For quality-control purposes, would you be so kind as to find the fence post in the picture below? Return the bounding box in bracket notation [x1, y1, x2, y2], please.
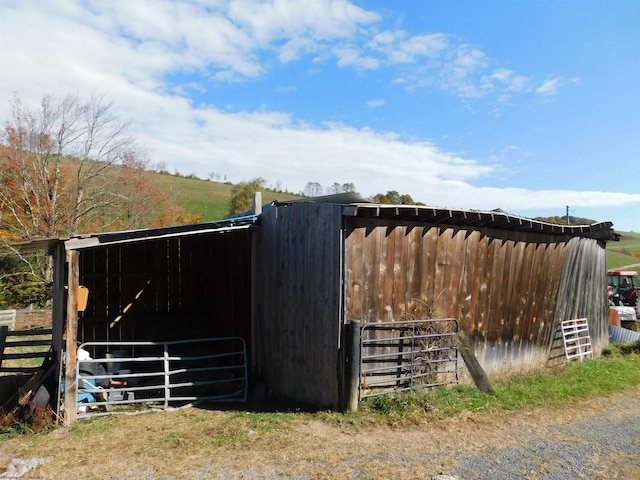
[0, 325, 8, 368]
[163, 342, 170, 409]
[343, 320, 362, 412]
[64, 250, 80, 425]
[454, 332, 495, 395]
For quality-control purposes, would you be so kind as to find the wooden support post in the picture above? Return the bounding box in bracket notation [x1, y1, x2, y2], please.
[51, 242, 67, 353]
[253, 191, 262, 215]
[64, 250, 79, 425]
[454, 332, 495, 395]
[0, 325, 8, 368]
[51, 242, 67, 420]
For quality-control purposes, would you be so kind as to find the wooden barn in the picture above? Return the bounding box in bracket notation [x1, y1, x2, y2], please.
[30, 195, 616, 421]
[253, 197, 614, 409]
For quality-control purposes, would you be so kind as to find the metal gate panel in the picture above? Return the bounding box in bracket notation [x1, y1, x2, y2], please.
[561, 318, 593, 361]
[360, 318, 458, 398]
[74, 337, 247, 418]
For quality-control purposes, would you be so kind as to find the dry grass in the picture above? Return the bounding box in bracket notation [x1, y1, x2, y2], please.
[1, 387, 639, 479]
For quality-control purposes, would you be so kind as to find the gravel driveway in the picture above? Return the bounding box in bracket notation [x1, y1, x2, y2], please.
[214, 390, 640, 480]
[452, 401, 640, 479]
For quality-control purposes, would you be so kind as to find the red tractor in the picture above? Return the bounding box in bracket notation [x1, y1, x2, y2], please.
[607, 270, 639, 313]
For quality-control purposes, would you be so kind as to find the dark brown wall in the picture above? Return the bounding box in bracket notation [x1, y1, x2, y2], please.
[76, 229, 253, 358]
[253, 202, 343, 408]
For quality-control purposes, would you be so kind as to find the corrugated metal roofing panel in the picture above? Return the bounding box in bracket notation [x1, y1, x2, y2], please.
[65, 217, 256, 250]
[13, 217, 257, 252]
[609, 325, 640, 343]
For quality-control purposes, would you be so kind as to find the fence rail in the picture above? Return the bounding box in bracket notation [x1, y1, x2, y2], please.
[0, 326, 53, 374]
[360, 318, 459, 398]
[0, 310, 17, 330]
[74, 337, 247, 418]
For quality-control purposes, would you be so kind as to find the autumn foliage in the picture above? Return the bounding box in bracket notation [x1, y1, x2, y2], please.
[0, 94, 197, 307]
[0, 94, 192, 242]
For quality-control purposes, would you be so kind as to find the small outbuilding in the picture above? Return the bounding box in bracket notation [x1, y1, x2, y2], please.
[26, 195, 616, 421]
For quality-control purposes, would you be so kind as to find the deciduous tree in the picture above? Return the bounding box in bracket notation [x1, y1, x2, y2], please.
[373, 190, 425, 206]
[303, 182, 323, 197]
[228, 177, 266, 216]
[0, 94, 191, 239]
[0, 93, 192, 305]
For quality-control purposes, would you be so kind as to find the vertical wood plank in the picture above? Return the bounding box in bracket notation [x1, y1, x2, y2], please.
[405, 226, 423, 319]
[447, 228, 467, 321]
[345, 225, 365, 321]
[420, 226, 438, 315]
[460, 230, 479, 333]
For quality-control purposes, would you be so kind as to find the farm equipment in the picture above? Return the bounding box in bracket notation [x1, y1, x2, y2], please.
[607, 270, 639, 318]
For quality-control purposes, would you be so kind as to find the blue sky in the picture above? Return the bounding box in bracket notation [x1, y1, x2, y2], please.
[1, 0, 639, 231]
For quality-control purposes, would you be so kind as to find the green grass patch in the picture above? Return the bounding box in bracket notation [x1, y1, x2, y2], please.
[156, 174, 303, 222]
[70, 415, 114, 436]
[614, 231, 640, 250]
[607, 250, 640, 272]
[361, 354, 640, 423]
[607, 231, 640, 271]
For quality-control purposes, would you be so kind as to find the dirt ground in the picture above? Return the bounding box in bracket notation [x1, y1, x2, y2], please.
[1, 386, 639, 479]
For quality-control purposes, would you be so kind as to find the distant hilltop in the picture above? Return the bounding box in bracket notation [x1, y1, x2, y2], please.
[535, 215, 598, 226]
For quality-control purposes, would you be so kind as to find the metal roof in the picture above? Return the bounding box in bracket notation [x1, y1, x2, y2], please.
[12, 216, 258, 252]
[11, 198, 619, 253]
[65, 215, 257, 250]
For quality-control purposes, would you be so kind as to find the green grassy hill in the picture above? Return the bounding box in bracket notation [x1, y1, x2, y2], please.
[607, 231, 640, 274]
[157, 173, 303, 223]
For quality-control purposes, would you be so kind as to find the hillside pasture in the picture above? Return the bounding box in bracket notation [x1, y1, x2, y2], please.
[156, 174, 303, 222]
[608, 231, 640, 273]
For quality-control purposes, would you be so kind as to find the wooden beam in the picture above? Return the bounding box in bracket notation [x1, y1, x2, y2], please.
[64, 250, 79, 425]
[454, 332, 495, 395]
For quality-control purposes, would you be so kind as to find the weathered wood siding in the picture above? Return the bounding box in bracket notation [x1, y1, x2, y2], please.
[76, 229, 253, 357]
[254, 203, 343, 408]
[547, 236, 609, 365]
[344, 219, 608, 379]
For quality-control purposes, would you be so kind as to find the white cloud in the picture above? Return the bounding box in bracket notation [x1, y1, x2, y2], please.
[366, 99, 385, 108]
[333, 46, 380, 70]
[0, 1, 571, 107]
[368, 31, 449, 64]
[536, 76, 563, 96]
